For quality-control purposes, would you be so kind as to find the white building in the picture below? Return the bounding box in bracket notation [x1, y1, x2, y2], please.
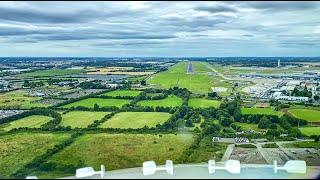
[275, 96, 308, 102]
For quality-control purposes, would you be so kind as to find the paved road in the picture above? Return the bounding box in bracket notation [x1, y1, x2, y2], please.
[187, 62, 194, 74]
[256, 143, 274, 164]
[221, 144, 235, 162]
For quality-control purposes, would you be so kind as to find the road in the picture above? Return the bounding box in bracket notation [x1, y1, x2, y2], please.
[187, 62, 194, 74]
[221, 144, 235, 162]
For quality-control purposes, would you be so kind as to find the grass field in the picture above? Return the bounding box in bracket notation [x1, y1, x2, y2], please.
[15, 69, 85, 77]
[60, 111, 111, 128]
[136, 95, 183, 108]
[99, 112, 171, 129]
[262, 143, 279, 148]
[0, 133, 71, 178]
[61, 98, 132, 108]
[101, 90, 142, 97]
[288, 109, 320, 122]
[0, 90, 48, 109]
[234, 122, 283, 131]
[188, 98, 221, 108]
[283, 141, 320, 148]
[299, 127, 320, 136]
[187, 136, 228, 162]
[47, 133, 193, 171]
[0, 115, 53, 131]
[148, 62, 216, 93]
[241, 107, 284, 116]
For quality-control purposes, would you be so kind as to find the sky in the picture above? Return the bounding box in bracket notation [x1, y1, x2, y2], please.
[0, 1, 319, 57]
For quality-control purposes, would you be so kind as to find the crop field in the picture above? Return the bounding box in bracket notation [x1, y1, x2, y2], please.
[101, 90, 142, 97]
[241, 107, 284, 116]
[59, 111, 111, 128]
[136, 95, 183, 108]
[15, 69, 85, 77]
[99, 112, 171, 129]
[0, 115, 53, 131]
[148, 62, 216, 93]
[234, 122, 283, 131]
[299, 127, 320, 136]
[47, 133, 193, 171]
[61, 98, 132, 108]
[188, 98, 221, 108]
[288, 109, 320, 122]
[187, 136, 228, 163]
[0, 90, 48, 109]
[0, 133, 71, 178]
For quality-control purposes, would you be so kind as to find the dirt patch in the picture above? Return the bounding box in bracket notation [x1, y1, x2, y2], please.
[229, 147, 267, 164]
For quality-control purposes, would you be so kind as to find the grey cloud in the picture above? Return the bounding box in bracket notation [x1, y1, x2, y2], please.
[93, 41, 166, 47]
[194, 4, 238, 13]
[241, 1, 319, 11]
[0, 6, 130, 24]
[29, 33, 177, 41]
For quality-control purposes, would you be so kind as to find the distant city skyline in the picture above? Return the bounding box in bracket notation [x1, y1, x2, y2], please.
[0, 1, 319, 57]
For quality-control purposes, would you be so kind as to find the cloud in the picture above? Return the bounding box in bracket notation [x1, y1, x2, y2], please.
[241, 1, 319, 11]
[194, 4, 238, 13]
[0, 1, 319, 56]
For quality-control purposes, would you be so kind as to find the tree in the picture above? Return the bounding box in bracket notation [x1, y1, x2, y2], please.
[185, 119, 194, 127]
[270, 123, 277, 129]
[221, 116, 235, 127]
[266, 129, 280, 137]
[314, 95, 320, 101]
[315, 136, 319, 143]
[93, 103, 99, 111]
[141, 80, 146, 86]
[258, 115, 271, 129]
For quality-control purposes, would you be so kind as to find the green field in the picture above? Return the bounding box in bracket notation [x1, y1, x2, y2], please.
[99, 112, 171, 129]
[0, 133, 71, 178]
[61, 98, 132, 108]
[188, 98, 221, 108]
[288, 109, 320, 122]
[136, 95, 183, 108]
[0, 115, 53, 131]
[148, 62, 216, 93]
[283, 141, 320, 148]
[299, 127, 320, 136]
[101, 90, 142, 97]
[15, 69, 85, 77]
[241, 108, 284, 116]
[187, 136, 228, 162]
[60, 111, 111, 128]
[234, 122, 283, 131]
[47, 133, 193, 171]
[234, 122, 261, 131]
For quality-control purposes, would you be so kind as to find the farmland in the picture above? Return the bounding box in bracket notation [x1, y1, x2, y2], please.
[46, 133, 193, 171]
[188, 98, 221, 108]
[0, 133, 71, 178]
[99, 112, 171, 129]
[288, 109, 320, 122]
[61, 98, 132, 108]
[101, 90, 142, 97]
[136, 95, 183, 108]
[15, 69, 85, 77]
[241, 107, 284, 116]
[0, 115, 53, 131]
[59, 111, 111, 128]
